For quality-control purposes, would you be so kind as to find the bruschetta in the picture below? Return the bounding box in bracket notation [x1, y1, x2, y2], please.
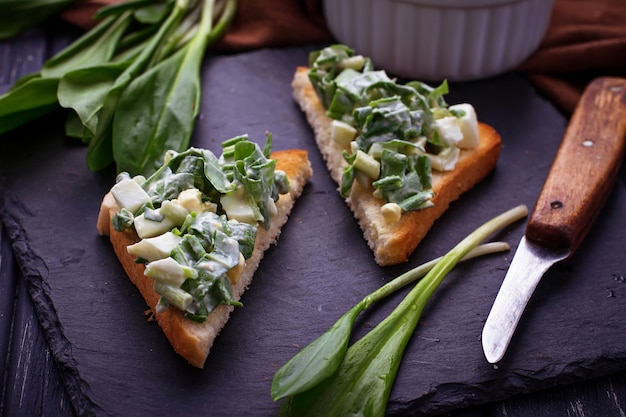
[292, 45, 501, 266]
[97, 134, 312, 367]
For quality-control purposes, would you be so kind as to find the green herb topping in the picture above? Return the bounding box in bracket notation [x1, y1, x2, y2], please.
[110, 134, 289, 322]
[307, 44, 481, 221]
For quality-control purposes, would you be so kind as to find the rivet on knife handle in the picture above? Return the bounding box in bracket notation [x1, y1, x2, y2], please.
[482, 77, 626, 364]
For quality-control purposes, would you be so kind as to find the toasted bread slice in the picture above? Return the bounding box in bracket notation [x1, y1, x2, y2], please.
[97, 150, 312, 368]
[292, 67, 501, 266]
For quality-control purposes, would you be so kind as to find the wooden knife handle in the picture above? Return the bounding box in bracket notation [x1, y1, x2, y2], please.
[526, 77, 626, 252]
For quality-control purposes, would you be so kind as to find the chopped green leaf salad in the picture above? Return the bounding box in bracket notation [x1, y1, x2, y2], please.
[308, 44, 481, 222]
[109, 134, 290, 322]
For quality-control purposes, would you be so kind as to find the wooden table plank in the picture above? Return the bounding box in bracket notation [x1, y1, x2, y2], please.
[1, 225, 76, 417]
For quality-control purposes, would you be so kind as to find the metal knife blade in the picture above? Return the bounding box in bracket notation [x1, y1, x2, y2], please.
[482, 77, 626, 364]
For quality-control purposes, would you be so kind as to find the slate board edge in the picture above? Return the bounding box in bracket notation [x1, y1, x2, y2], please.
[387, 351, 626, 416]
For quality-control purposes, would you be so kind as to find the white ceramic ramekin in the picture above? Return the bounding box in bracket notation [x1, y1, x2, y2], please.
[322, 0, 554, 81]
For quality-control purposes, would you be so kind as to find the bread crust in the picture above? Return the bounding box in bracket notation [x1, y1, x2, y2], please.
[97, 150, 312, 368]
[292, 66, 501, 265]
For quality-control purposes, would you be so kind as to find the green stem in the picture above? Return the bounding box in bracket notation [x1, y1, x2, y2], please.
[143, 0, 192, 70]
[271, 242, 510, 401]
[204, 0, 237, 45]
[413, 204, 528, 303]
[86, 0, 192, 171]
[361, 241, 510, 310]
[376, 204, 530, 352]
[272, 204, 528, 404]
[274, 205, 529, 415]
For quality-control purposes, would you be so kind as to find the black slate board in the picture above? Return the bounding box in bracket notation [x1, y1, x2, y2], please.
[1, 45, 626, 417]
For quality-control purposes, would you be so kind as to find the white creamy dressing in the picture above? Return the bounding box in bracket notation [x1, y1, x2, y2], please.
[328, 101, 480, 224]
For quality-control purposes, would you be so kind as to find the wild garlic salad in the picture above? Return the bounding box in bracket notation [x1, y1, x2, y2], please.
[308, 44, 480, 219]
[109, 134, 290, 322]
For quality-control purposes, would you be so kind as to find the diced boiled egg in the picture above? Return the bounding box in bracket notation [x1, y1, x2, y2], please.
[111, 178, 151, 213]
[220, 192, 258, 224]
[127, 232, 182, 262]
[331, 119, 358, 147]
[449, 103, 479, 149]
[177, 188, 203, 214]
[134, 210, 176, 239]
[435, 116, 464, 147]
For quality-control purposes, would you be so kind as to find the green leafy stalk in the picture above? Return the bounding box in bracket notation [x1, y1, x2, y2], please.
[271, 242, 510, 401]
[1, 0, 238, 177]
[273, 205, 529, 417]
[0, 77, 59, 134]
[112, 0, 238, 176]
[43, 14, 133, 78]
[0, 14, 130, 135]
[80, 0, 193, 171]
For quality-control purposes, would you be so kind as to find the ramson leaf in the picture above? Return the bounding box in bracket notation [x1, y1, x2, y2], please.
[273, 206, 529, 416]
[112, 45, 200, 176]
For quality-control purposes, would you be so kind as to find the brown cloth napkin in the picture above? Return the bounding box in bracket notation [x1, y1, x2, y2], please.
[60, 0, 333, 49]
[61, 0, 626, 116]
[518, 0, 626, 115]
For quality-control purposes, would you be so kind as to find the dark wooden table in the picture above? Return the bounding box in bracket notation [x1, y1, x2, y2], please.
[2, 19, 626, 417]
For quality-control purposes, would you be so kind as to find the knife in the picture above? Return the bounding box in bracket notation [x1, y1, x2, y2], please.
[482, 77, 626, 364]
